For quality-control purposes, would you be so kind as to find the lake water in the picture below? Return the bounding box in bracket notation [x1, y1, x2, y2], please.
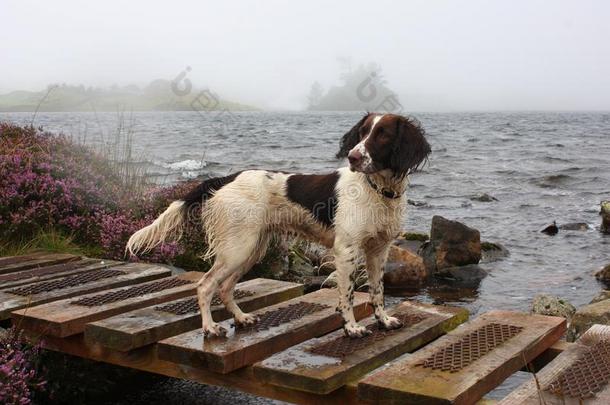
[2, 110, 610, 401]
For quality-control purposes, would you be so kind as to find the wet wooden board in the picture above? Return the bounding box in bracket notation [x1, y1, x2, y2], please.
[12, 271, 202, 337]
[0, 259, 124, 289]
[0, 252, 81, 275]
[500, 324, 610, 405]
[358, 311, 566, 405]
[85, 278, 304, 351]
[254, 301, 469, 394]
[158, 288, 373, 374]
[0, 262, 171, 320]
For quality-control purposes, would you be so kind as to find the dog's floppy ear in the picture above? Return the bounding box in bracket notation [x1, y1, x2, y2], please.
[391, 116, 431, 178]
[336, 113, 370, 158]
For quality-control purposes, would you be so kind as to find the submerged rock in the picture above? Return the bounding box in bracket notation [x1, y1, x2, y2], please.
[420, 216, 482, 274]
[470, 193, 498, 202]
[601, 201, 610, 234]
[567, 299, 610, 341]
[531, 294, 576, 319]
[433, 264, 487, 286]
[559, 222, 590, 231]
[480, 242, 510, 263]
[589, 290, 610, 304]
[541, 221, 559, 236]
[383, 245, 428, 287]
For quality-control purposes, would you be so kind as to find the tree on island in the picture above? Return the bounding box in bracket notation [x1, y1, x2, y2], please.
[307, 62, 402, 112]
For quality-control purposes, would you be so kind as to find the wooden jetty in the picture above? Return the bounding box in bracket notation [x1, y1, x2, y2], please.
[2, 252, 610, 404]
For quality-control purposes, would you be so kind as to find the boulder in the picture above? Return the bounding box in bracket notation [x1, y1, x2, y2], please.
[420, 216, 482, 274]
[383, 245, 428, 287]
[531, 294, 576, 319]
[589, 290, 610, 304]
[601, 201, 610, 234]
[595, 264, 610, 284]
[433, 264, 488, 286]
[567, 299, 610, 341]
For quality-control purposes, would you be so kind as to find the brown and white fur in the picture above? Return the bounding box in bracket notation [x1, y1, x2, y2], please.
[126, 113, 431, 338]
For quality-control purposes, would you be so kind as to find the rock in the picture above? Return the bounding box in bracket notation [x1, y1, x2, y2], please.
[541, 221, 559, 235]
[531, 294, 576, 319]
[601, 201, 610, 234]
[407, 199, 429, 207]
[420, 216, 482, 274]
[383, 245, 428, 287]
[594, 264, 610, 284]
[589, 290, 610, 304]
[433, 264, 488, 286]
[470, 193, 498, 202]
[480, 242, 510, 263]
[567, 299, 610, 341]
[559, 222, 590, 231]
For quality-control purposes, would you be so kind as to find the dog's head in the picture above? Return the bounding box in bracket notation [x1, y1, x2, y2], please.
[336, 113, 431, 178]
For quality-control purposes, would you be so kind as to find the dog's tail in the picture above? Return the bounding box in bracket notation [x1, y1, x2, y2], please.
[126, 201, 186, 256]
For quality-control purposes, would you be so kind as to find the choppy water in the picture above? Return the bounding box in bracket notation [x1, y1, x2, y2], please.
[3, 110, 610, 401]
[3, 110, 609, 315]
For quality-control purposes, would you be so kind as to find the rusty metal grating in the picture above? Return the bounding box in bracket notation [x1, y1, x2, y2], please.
[235, 302, 330, 333]
[416, 322, 524, 373]
[6, 269, 126, 296]
[545, 341, 610, 399]
[70, 277, 192, 307]
[308, 312, 427, 358]
[154, 289, 256, 315]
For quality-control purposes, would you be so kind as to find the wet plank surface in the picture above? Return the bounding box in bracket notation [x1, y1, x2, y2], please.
[11, 271, 201, 336]
[0, 258, 124, 289]
[0, 252, 81, 275]
[85, 278, 304, 351]
[157, 288, 373, 374]
[254, 301, 469, 394]
[0, 262, 170, 320]
[500, 324, 610, 405]
[358, 311, 566, 405]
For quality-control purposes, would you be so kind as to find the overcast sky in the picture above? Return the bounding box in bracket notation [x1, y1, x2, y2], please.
[2, 0, 609, 111]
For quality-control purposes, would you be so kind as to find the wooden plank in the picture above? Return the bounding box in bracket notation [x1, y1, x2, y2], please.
[0, 252, 81, 275]
[12, 271, 201, 337]
[500, 324, 610, 405]
[0, 262, 170, 320]
[254, 301, 469, 394]
[30, 332, 362, 405]
[358, 311, 566, 405]
[158, 289, 373, 374]
[0, 259, 124, 289]
[85, 278, 304, 351]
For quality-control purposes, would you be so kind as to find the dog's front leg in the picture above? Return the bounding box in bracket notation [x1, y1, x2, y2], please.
[334, 241, 371, 338]
[365, 246, 403, 330]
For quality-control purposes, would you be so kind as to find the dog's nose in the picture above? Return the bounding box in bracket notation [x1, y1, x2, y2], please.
[348, 150, 362, 165]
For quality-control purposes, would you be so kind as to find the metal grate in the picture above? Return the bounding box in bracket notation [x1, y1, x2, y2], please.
[416, 322, 524, 373]
[308, 312, 427, 358]
[545, 341, 610, 399]
[154, 289, 256, 315]
[6, 269, 126, 296]
[234, 302, 330, 333]
[70, 277, 192, 307]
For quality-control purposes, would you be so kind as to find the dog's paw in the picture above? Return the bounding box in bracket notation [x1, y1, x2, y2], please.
[202, 322, 228, 338]
[344, 322, 372, 338]
[234, 313, 259, 327]
[378, 315, 403, 330]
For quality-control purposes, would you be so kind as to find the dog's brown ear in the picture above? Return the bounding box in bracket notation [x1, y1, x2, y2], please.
[390, 116, 431, 178]
[336, 113, 370, 158]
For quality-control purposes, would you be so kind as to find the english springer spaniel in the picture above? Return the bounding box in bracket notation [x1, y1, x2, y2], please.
[127, 113, 431, 338]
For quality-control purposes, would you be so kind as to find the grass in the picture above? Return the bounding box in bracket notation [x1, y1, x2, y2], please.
[0, 229, 103, 258]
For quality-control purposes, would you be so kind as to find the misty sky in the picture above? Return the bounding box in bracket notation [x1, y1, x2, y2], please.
[2, 0, 609, 111]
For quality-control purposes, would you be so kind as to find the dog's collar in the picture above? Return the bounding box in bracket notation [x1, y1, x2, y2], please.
[365, 175, 402, 199]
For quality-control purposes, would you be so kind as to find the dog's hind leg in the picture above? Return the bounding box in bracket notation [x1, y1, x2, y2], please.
[196, 233, 265, 337]
[218, 264, 258, 327]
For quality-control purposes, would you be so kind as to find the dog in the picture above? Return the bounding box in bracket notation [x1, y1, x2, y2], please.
[126, 112, 431, 338]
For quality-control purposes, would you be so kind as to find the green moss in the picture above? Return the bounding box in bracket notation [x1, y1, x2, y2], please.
[401, 232, 429, 242]
[481, 241, 501, 251]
